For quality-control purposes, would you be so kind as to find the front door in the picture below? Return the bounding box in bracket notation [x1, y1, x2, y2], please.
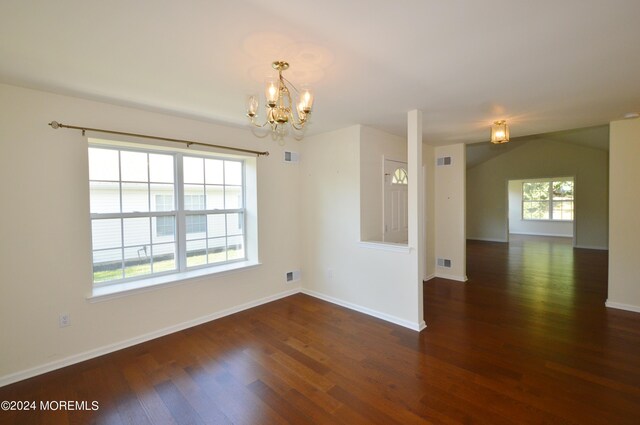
[383, 159, 408, 243]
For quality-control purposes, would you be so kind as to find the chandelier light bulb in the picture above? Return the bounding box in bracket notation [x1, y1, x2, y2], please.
[265, 79, 278, 107]
[299, 88, 314, 113]
[247, 95, 259, 117]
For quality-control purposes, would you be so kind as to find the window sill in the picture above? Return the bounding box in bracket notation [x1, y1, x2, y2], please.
[87, 260, 261, 303]
[358, 241, 411, 253]
[521, 219, 574, 222]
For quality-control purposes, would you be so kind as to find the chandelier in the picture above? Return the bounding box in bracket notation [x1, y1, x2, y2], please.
[246, 61, 314, 137]
[490, 120, 510, 144]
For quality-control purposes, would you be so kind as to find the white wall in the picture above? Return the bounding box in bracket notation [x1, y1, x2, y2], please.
[467, 138, 608, 249]
[607, 118, 640, 312]
[508, 179, 573, 237]
[359, 126, 407, 242]
[0, 84, 302, 384]
[301, 125, 424, 330]
[434, 144, 466, 281]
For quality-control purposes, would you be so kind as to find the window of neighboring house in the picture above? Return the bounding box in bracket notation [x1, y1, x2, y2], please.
[522, 179, 574, 221]
[88, 144, 248, 286]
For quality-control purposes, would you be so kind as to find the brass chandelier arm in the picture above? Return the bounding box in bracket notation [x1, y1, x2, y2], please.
[48, 121, 270, 156]
[288, 110, 306, 130]
[248, 116, 269, 128]
[289, 121, 305, 131]
[281, 76, 299, 94]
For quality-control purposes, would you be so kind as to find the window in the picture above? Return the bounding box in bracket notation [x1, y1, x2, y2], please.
[522, 179, 574, 221]
[392, 167, 408, 185]
[88, 144, 248, 286]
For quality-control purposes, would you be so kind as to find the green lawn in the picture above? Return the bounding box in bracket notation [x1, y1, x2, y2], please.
[93, 250, 244, 283]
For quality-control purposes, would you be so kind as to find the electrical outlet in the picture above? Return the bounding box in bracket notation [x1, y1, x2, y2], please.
[327, 268, 334, 280]
[59, 313, 70, 328]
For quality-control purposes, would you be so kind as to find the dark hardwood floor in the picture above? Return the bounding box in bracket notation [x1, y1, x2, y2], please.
[1, 235, 640, 424]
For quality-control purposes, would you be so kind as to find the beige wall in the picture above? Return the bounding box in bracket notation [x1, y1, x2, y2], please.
[466, 138, 609, 249]
[423, 145, 436, 280]
[359, 126, 407, 242]
[301, 125, 424, 330]
[607, 118, 640, 311]
[0, 84, 302, 384]
[434, 144, 467, 281]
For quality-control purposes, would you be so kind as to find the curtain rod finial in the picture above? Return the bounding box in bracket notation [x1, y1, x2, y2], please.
[49, 121, 60, 129]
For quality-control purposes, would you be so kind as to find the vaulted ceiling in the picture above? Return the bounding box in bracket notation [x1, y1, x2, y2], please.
[466, 125, 610, 169]
[1, 1, 639, 145]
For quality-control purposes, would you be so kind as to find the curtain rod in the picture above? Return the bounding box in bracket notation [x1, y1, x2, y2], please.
[48, 121, 269, 157]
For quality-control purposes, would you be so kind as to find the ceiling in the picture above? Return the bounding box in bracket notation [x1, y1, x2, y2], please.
[466, 124, 609, 169]
[1, 1, 639, 145]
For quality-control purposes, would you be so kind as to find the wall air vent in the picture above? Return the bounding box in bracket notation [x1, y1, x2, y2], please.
[286, 269, 301, 282]
[437, 258, 452, 268]
[436, 156, 452, 166]
[284, 151, 300, 163]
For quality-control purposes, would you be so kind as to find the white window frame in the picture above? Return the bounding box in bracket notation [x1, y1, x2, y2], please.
[89, 142, 250, 289]
[521, 178, 574, 222]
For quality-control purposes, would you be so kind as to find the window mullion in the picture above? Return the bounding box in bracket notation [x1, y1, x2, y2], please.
[549, 180, 553, 220]
[118, 151, 125, 280]
[176, 153, 187, 272]
[147, 153, 154, 273]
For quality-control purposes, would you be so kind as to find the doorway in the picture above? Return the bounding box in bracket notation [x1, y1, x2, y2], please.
[383, 159, 408, 243]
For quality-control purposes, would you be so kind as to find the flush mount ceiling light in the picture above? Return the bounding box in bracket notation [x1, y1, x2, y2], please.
[246, 60, 314, 138]
[490, 120, 510, 144]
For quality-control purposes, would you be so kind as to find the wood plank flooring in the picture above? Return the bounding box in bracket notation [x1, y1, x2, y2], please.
[1, 235, 640, 424]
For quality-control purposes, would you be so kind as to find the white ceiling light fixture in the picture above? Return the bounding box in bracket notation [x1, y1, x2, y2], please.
[246, 60, 314, 138]
[490, 120, 510, 144]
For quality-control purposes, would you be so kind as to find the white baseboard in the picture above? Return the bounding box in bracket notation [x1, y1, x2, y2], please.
[574, 244, 608, 250]
[423, 273, 436, 282]
[0, 288, 299, 388]
[2, 285, 432, 388]
[467, 237, 507, 243]
[435, 272, 468, 282]
[510, 232, 573, 238]
[605, 300, 640, 313]
[301, 288, 425, 332]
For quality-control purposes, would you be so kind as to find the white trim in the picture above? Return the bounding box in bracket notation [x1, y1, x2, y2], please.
[423, 273, 436, 282]
[435, 272, 468, 282]
[466, 237, 508, 243]
[358, 241, 411, 253]
[605, 300, 640, 313]
[88, 261, 262, 302]
[509, 232, 573, 238]
[0, 288, 297, 388]
[1, 285, 436, 388]
[574, 244, 608, 250]
[301, 288, 425, 332]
